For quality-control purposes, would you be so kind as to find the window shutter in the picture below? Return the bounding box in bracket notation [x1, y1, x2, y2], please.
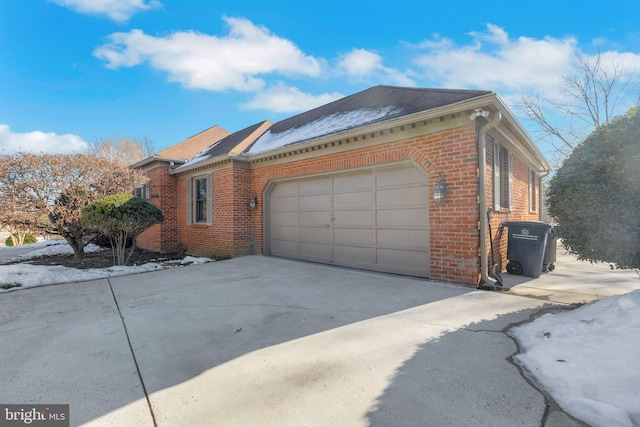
[507, 152, 513, 211]
[206, 173, 213, 226]
[493, 142, 500, 210]
[186, 178, 192, 225]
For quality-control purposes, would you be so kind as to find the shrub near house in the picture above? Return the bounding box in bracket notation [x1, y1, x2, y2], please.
[547, 107, 640, 269]
[83, 194, 164, 266]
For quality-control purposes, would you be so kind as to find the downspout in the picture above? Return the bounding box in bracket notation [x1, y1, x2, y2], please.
[470, 109, 502, 287]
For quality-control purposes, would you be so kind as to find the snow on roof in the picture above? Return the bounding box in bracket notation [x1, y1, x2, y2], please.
[246, 106, 402, 155]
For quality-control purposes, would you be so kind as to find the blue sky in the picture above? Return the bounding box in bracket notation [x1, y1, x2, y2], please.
[1, 0, 639, 159]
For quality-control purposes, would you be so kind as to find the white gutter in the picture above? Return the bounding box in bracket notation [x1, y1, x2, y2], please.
[470, 109, 502, 287]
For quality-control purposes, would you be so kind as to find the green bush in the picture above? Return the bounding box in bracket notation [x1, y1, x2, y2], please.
[5, 233, 37, 246]
[82, 194, 164, 265]
[547, 107, 640, 269]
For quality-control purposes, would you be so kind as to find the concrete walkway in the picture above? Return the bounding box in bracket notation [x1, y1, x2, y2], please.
[501, 248, 640, 304]
[1, 253, 638, 426]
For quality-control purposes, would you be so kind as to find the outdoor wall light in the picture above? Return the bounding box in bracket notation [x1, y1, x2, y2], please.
[249, 195, 258, 210]
[433, 175, 448, 205]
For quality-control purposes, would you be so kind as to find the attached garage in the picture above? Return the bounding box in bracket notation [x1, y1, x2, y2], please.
[266, 163, 430, 277]
[150, 86, 551, 286]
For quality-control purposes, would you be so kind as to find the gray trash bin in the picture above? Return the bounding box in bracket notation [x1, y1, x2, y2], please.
[502, 221, 553, 278]
[543, 228, 557, 272]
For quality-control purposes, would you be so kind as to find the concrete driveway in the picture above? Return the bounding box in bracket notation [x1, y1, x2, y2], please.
[1, 254, 637, 426]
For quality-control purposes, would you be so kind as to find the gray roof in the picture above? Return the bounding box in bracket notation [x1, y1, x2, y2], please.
[245, 86, 492, 154]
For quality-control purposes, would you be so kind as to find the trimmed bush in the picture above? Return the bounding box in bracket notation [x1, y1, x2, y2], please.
[82, 194, 164, 265]
[547, 107, 640, 269]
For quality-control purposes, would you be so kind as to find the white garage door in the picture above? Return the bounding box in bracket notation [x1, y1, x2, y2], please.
[267, 163, 430, 277]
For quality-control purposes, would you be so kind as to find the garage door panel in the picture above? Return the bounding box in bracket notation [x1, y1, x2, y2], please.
[300, 226, 331, 243]
[299, 177, 332, 193]
[333, 245, 374, 264]
[377, 248, 429, 268]
[270, 225, 298, 241]
[300, 242, 331, 260]
[377, 228, 429, 247]
[270, 211, 297, 226]
[334, 228, 374, 245]
[377, 208, 429, 227]
[377, 187, 429, 206]
[333, 191, 373, 208]
[270, 239, 298, 256]
[299, 211, 331, 226]
[334, 171, 373, 190]
[271, 196, 298, 211]
[271, 181, 299, 196]
[300, 194, 331, 210]
[334, 210, 374, 226]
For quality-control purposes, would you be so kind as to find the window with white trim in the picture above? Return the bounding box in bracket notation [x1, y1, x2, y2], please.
[186, 173, 212, 225]
[493, 142, 512, 210]
[529, 169, 539, 213]
[134, 182, 150, 200]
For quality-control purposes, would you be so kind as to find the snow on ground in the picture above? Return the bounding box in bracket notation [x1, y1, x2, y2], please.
[510, 289, 640, 427]
[0, 241, 212, 293]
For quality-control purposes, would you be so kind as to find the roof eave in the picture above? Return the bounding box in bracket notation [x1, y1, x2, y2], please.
[242, 93, 499, 160]
[130, 155, 190, 169]
[492, 96, 551, 173]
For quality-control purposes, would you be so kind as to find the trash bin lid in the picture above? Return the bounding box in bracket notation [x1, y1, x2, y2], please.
[502, 220, 552, 229]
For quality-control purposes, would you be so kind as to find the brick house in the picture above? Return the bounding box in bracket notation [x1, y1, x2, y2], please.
[134, 86, 550, 286]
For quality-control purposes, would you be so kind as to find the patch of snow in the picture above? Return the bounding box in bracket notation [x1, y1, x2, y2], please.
[176, 146, 217, 170]
[247, 106, 402, 154]
[17, 242, 105, 259]
[180, 256, 212, 265]
[0, 242, 214, 293]
[510, 289, 640, 427]
[0, 262, 167, 292]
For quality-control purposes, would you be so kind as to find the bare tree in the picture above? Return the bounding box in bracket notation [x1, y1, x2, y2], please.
[87, 136, 155, 167]
[0, 152, 146, 259]
[520, 53, 636, 166]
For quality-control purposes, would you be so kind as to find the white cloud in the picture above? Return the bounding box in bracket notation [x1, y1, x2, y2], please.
[414, 24, 577, 95]
[0, 124, 88, 154]
[339, 49, 383, 77]
[49, 0, 161, 22]
[94, 17, 323, 92]
[240, 83, 343, 113]
[338, 48, 415, 86]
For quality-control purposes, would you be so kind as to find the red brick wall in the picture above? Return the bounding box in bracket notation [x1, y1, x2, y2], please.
[176, 165, 254, 258]
[137, 163, 179, 252]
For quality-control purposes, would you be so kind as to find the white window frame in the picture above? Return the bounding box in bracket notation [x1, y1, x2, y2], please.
[493, 142, 512, 211]
[529, 169, 539, 213]
[186, 173, 213, 226]
[134, 182, 150, 200]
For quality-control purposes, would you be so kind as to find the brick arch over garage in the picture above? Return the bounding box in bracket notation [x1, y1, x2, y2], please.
[249, 124, 482, 284]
